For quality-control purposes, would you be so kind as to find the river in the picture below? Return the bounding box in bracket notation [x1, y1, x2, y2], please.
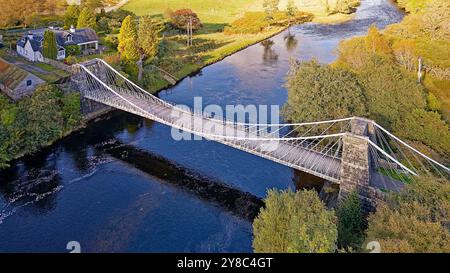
[0, 0, 404, 252]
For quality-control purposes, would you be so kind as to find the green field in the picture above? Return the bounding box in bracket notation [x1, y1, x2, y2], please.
[122, 0, 263, 23]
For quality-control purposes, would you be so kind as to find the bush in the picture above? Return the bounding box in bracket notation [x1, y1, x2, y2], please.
[336, 191, 365, 251]
[283, 59, 367, 123]
[224, 12, 267, 34]
[64, 55, 78, 65]
[168, 9, 202, 31]
[65, 45, 81, 56]
[253, 189, 337, 253]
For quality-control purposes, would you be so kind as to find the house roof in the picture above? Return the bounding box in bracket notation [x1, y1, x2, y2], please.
[17, 27, 98, 53]
[0, 58, 29, 90]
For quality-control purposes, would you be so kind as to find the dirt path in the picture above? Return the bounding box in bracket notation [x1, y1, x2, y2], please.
[104, 0, 130, 12]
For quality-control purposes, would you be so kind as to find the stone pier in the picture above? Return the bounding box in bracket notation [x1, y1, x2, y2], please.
[338, 118, 383, 212]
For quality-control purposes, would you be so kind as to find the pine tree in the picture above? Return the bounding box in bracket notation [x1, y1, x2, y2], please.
[136, 16, 163, 81]
[42, 30, 57, 60]
[77, 7, 97, 29]
[118, 15, 139, 62]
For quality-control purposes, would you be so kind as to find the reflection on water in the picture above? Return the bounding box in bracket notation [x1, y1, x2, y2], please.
[0, 0, 404, 252]
[284, 32, 298, 53]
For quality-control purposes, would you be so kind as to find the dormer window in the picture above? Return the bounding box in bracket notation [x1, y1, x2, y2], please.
[66, 34, 72, 42]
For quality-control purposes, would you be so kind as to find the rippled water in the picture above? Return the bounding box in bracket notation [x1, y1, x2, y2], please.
[0, 0, 404, 252]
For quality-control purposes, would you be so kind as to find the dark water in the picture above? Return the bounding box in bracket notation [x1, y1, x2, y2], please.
[0, 0, 404, 252]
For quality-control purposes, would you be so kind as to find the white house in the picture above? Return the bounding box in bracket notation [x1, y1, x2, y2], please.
[16, 26, 99, 62]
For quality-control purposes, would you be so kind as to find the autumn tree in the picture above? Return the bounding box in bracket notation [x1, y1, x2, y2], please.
[392, 39, 416, 71]
[253, 189, 337, 253]
[64, 5, 80, 29]
[77, 7, 97, 29]
[365, 25, 392, 57]
[42, 30, 57, 60]
[168, 9, 202, 31]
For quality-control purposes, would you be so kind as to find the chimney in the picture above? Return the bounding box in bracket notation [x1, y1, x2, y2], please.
[70, 25, 76, 33]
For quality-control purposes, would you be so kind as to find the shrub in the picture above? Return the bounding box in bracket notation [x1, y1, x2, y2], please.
[168, 9, 202, 31]
[65, 45, 81, 56]
[224, 12, 267, 34]
[253, 189, 337, 253]
[64, 55, 78, 65]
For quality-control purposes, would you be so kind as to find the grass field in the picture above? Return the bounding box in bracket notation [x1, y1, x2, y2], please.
[122, 0, 263, 23]
[117, 0, 298, 93]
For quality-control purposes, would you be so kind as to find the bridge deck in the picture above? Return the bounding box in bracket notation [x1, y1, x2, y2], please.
[85, 92, 342, 182]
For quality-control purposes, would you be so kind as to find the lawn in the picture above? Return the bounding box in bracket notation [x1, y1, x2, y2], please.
[122, 0, 263, 24]
[116, 0, 300, 94]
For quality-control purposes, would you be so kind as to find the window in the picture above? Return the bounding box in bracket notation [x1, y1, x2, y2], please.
[66, 35, 72, 42]
[26, 80, 32, 86]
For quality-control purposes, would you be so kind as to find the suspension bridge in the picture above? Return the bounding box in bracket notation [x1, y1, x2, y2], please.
[71, 59, 450, 206]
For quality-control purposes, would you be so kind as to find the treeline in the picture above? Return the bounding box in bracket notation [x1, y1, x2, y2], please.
[284, 0, 450, 159]
[0, 0, 109, 28]
[0, 85, 82, 168]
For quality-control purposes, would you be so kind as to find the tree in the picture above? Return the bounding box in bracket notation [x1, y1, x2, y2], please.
[42, 30, 57, 60]
[136, 16, 163, 81]
[357, 56, 426, 128]
[253, 189, 337, 253]
[366, 176, 450, 253]
[263, 0, 280, 22]
[394, 109, 450, 156]
[118, 15, 139, 62]
[283, 59, 367, 123]
[365, 25, 392, 57]
[64, 5, 80, 29]
[77, 7, 97, 29]
[285, 0, 297, 26]
[168, 9, 202, 31]
[336, 191, 365, 251]
[392, 39, 416, 71]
